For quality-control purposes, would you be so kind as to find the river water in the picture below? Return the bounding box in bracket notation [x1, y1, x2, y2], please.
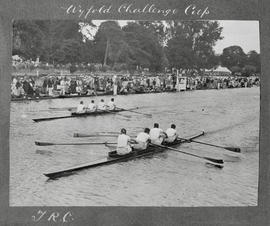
[10, 87, 259, 206]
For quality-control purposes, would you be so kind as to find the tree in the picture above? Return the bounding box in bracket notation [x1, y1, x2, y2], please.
[138, 21, 169, 46]
[13, 21, 45, 59]
[13, 20, 88, 64]
[92, 21, 126, 66]
[246, 50, 260, 73]
[80, 39, 95, 64]
[91, 21, 167, 71]
[166, 36, 194, 69]
[122, 22, 166, 71]
[44, 21, 85, 64]
[166, 21, 223, 70]
[220, 45, 247, 71]
[53, 39, 83, 64]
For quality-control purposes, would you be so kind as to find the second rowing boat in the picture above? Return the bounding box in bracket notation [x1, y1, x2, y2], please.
[44, 131, 205, 179]
[32, 107, 138, 122]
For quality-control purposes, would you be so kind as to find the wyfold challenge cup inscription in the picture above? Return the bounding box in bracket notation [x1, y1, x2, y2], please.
[60, 3, 210, 19]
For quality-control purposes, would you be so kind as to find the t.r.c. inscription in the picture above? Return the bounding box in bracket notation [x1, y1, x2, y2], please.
[32, 210, 74, 223]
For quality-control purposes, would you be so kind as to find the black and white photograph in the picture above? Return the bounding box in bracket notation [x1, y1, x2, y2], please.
[9, 19, 260, 207]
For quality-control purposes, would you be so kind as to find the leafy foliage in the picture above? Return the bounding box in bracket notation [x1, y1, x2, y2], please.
[246, 50, 260, 73]
[166, 21, 223, 70]
[220, 46, 247, 70]
[13, 20, 85, 64]
[13, 20, 260, 75]
[122, 22, 167, 71]
[220, 47, 260, 75]
[13, 21, 45, 59]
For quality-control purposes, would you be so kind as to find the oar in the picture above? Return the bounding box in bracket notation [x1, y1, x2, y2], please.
[96, 108, 135, 118]
[33, 115, 74, 122]
[74, 133, 137, 138]
[118, 107, 152, 117]
[178, 138, 241, 153]
[150, 143, 224, 165]
[49, 107, 76, 111]
[73, 133, 119, 138]
[35, 141, 117, 146]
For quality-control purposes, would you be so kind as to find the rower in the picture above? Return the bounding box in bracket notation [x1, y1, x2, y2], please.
[149, 123, 167, 145]
[116, 128, 132, 155]
[133, 128, 150, 150]
[97, 99, 106, 111]
[76, 101, 86, 113]
[87, 100, 97, 112]
[107, 98, 116, 110]
[164, 124, 178, 143]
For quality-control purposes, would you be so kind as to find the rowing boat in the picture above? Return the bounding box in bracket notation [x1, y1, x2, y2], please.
[43, 131, 204, 179]
[32, 107, 138, 122]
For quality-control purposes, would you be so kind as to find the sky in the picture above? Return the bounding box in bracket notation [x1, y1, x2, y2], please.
[85, 20, 260, 55]
[214, 21, 260, 54]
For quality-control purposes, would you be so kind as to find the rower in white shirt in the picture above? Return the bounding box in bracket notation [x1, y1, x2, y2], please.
[164, 124, 178, 143]
[76, 101, 86, 113]
[87, 100, 97, 112]
[97, 99, 106, 111]
[133, 128, 150, 150]
[116, 128, 132, 155]
[149, 123, 167, 145]
[107, 98, 116, 110]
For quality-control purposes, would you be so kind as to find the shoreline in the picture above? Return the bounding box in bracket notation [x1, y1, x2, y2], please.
[11, 85, 259, 102]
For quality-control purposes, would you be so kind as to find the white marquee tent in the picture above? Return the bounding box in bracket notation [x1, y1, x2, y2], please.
[213, 66, 231, 73]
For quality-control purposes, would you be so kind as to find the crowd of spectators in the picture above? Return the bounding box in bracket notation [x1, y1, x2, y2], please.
[11, 72, 260, 99]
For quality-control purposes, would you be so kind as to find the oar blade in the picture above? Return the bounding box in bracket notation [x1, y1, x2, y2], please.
[73, 133, 95, 137]
[205, 163, 224, 169]
[223, 154, 241, 162]
[35, 141, 54, 146]
[119, 107, 152, 117]
[204, 157, 224, 164]
[225, 147, 241, 153]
